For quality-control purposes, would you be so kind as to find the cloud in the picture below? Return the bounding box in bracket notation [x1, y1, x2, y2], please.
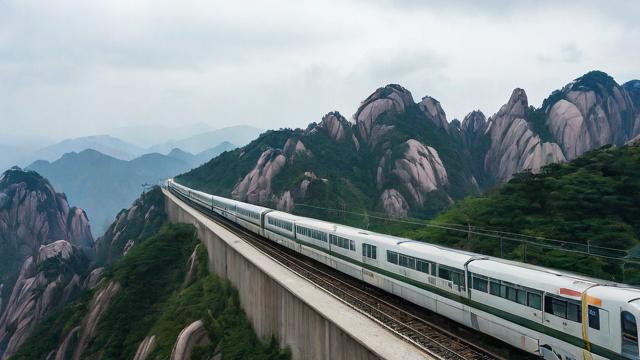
[0, 0, 638, 140]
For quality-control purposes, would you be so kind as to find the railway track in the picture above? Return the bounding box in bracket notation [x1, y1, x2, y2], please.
[174, 191, 510, 360]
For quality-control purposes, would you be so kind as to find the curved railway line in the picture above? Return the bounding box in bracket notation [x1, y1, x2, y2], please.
[176, 191, 533, 360]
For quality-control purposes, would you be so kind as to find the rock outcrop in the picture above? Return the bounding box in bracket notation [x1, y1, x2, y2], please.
[0, 240, 87, 360]
[232, 148, 287, 204]
[170, 320, 211, 360]
[178, 70, 640, 220]
[379, 189, 409, 218]
[0, 168, 93, 254]
[317, 111, 351, 142]
[69, 280, 121, 360]
[0, 168, 93, 359]
[354, 84, 414, 147]
[418, 96, 449, 131]
[462, 71, 640, 186]
[134, 335, 157, 360]
[545, 71, 639, 159]
[94, 186, 165, 265]
[382, 140, 448, 206]
[482, 89, 566, 184]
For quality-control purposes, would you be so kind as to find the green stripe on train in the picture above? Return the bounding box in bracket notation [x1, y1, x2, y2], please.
[178, 192, 624, 360]
[291, 236, 624, 360]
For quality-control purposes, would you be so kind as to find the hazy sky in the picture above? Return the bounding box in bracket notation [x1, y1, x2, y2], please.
[1, 0, 638, 140]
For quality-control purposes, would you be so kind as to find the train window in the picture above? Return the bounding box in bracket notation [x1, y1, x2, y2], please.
[439, 266, 464, 289]
[622, 311, 639, 357]
[431, 263, 437, 275]
[408, 258, 416, 270]
[439, 267, 451, 281]
[363, 244, 377, 259]
[451, 272, 464, 288]
[588, 306, 600, 330]
[330, 234, 354, 251]
[297, 226, 327, 242]
[416, 260, 429, 274]
[567, 301, 582, 323]
[500, 284, 507, 298]
[545, 296, 567, 318]
[473, 277, 488, 292]
[489, 281, 501, 296]
[527, 292, 542, 310]
[506, 286, 518, 302]
[399, 254, 408, 267]
[516, 289, 527, 305]
[387, 251, 398, 264]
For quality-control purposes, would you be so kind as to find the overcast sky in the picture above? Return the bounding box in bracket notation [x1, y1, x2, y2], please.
[1, 0, 638, 141]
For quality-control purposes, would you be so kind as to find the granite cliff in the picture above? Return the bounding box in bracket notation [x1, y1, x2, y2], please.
[177, 70, 639, 221]
[0, 168, 93, 359]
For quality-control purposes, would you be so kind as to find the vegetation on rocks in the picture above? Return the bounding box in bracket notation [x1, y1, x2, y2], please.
[402, 143, 640, 283]
[14, 208, 288, 359]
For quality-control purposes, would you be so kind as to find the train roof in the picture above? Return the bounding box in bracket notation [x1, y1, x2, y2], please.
[212, 194, 237, 205]
[234, 200, 272, 213]
[266, 210, 303, 222]
[396, 241, 476, 269]
[469, 258, 602, 296]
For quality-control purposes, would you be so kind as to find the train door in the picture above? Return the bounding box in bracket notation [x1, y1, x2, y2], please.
[584, 306, 610, 349]
[621, 311, 639, 358]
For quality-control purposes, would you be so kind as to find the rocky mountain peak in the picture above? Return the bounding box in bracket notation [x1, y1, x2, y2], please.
[567, 70, 618, 94]
[355, 84, 415, 146]
[0, 240, 87, 359]
[495, 88, 528, 120]
[461, 110, 486, 134]
[418, 96, 449, 131]
[545, 71, 639, 159]
[318, 111, 350, 141]
[0, 168, 93, 252]
[0, 168, 93, 356]
[624, 80, 640, 105]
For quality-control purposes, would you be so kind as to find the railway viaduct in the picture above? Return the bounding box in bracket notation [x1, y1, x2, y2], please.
[163, 188, 430, 360]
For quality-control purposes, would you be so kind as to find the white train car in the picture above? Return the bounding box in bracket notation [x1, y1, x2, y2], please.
[325, 225, 366, 280]
[190, 189, 213, 209]
[211, 195, 237, 221]
[167, 179, 640, 360]
[467, 259, 640, 360]
[264, 211, 300, 252]
[234, 201, 271, 236]
[168, 179, 190, 198]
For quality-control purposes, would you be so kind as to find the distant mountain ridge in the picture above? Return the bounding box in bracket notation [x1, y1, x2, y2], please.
[149, 125, 263, 154]
[106, 122, 214, 148]
[1, 126, 248, 173]
[177, 70, 640, 220]
[28, 135, 145, 162]
[27, 143, 233, 236]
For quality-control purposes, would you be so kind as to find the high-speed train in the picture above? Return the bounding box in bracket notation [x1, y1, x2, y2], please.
[168, 179, 640, 360]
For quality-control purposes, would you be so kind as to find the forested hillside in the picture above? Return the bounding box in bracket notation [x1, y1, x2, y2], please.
[12, 187, 289, 359]
[402, 142, 640, 283]
[177, 71, 640, 223]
